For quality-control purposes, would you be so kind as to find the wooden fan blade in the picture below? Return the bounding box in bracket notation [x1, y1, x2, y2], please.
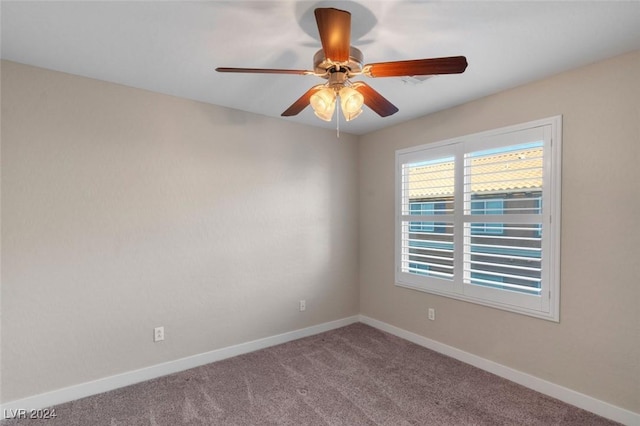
[351, 81, 399, 117]
[216, 67, 313, 75]
[363, 56, 468, 78]
[281, 85, 324, 117]
[314, 8, 351, 63]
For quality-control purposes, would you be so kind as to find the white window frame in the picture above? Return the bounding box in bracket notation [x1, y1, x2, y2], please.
[395, 116, 562, 321]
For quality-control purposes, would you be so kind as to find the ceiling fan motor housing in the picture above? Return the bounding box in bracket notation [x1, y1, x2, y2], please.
[313, 46, 364, 77]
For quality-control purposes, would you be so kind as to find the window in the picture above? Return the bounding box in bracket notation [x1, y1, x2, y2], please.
[408, 200, 452, 277]
[471, 199, 504, 235]
[409, 202, 435, 232]
[535, 198, 543, 237]
[396, 116, 561, 320]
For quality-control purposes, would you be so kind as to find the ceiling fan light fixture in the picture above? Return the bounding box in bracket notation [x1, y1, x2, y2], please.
[310, 87, 336, 121]
[339, 86, 364, 121]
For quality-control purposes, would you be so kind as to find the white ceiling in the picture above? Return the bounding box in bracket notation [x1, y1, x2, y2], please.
[2, 1, 640, 135]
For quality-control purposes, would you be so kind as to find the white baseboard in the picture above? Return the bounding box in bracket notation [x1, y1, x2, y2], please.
[1, 315, 359, 418]
[359, 315, 639, 426]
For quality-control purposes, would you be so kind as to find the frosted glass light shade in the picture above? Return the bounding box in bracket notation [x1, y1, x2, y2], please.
[339, 86, 364, 121]
[310, 88, 336, 121]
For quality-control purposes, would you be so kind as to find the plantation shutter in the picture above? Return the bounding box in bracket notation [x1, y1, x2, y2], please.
[398, 147, 456, 288]
[396, 116, 560, 320]
[462, 142, 544, 297]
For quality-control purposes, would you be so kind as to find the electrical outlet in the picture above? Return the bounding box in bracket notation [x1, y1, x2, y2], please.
[299, 300, 306, 312]
[154, 326, 165, 342]
[428, 308, 435, 321]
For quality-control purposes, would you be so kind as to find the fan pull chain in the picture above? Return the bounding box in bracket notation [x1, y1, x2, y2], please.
[336, 94, 340, 138]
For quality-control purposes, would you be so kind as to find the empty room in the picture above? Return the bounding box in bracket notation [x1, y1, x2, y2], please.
[1, 1, 639, 425]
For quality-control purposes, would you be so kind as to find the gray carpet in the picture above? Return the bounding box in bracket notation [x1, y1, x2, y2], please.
[2, 323, 619, 425]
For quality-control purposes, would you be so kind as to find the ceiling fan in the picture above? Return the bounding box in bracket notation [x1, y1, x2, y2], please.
[216, 7, 468, 123]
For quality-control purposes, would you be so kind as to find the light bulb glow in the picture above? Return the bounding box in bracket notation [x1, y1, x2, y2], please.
[339, 87, 364, 121]
[310, 88, 336, 122]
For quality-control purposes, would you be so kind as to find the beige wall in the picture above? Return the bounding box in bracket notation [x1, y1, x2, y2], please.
[359, 50, 640, 412]
[0, 60, 360, 401]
